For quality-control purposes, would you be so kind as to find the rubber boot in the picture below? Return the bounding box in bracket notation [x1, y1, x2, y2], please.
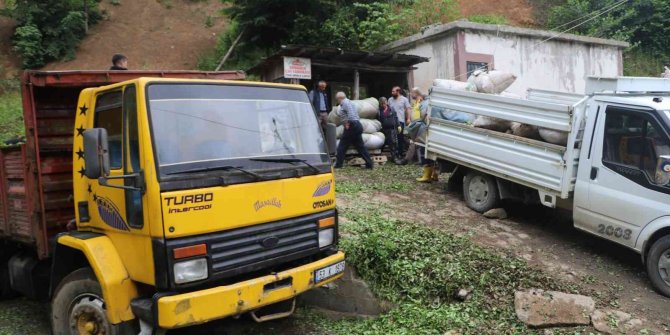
[431, 165, 439, 181]
[416, 166, 433, 182]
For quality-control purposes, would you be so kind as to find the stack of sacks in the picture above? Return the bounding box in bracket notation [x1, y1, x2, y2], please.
[335, 132, 386, 150]
[468, 70, 519, 131]
[335, 119, 386, 150]
[328, 97, 379, 125]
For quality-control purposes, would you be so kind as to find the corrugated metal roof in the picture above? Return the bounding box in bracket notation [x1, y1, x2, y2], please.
[248, 45, 429, 74]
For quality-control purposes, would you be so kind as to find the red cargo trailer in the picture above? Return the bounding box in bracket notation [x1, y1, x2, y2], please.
[0, 71, 245, 260]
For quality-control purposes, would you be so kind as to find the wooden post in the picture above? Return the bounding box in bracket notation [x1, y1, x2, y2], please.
[215, 29, 245, 71]
[353, 69, 360, 100]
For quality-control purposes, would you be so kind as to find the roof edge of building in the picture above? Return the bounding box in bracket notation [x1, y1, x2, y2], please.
[379, 20, 630, 52]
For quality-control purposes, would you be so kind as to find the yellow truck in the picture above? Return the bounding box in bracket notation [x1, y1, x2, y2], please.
[0, 71, 344, 334]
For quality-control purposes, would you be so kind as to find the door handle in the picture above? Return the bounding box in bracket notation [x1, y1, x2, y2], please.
[590, 167, 599, 180]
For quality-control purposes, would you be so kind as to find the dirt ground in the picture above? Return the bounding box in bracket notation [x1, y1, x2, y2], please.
[458, 0, 535, 26]
[337, 164, 670, 332]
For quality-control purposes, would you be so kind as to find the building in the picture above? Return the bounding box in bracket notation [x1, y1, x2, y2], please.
[380, 20, 629, 95]
[248, 45, 428, 103]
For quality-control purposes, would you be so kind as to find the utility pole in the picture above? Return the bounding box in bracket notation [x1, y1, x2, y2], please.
[83, 0, 89, 34]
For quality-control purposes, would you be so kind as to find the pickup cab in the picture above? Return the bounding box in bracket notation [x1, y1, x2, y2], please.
[426, 76, 670, 296]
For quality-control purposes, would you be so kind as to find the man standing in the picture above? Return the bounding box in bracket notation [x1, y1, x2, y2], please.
[334, 92, 373, 169]
[110, 54, 128, 70]
[388, 86, 411, 157]
[308, 80, 331, 127]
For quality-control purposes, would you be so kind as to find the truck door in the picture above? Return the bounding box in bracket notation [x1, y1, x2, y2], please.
[82, 85, 154, 284]
[577, 105, 670, 248]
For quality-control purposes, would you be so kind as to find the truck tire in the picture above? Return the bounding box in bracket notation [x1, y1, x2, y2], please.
[51, 268, 137, 335]
[646, 236, 670, 297]
[463, 171, 500, 213]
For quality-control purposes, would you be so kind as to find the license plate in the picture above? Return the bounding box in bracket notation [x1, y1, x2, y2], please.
[314, 261, 345, 283]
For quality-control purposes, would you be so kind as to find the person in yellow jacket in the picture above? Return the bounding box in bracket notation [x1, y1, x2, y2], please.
[409, 87, 438, 183]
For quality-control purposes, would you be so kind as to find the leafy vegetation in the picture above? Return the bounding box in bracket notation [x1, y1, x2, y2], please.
[201, 0, 460, 71]
[0, 80, 23, 144]
[546, 0, 670, 76]
[468, 14, 508, 25]
[311, 205, 587, 334]
[1, 0, 101, 69]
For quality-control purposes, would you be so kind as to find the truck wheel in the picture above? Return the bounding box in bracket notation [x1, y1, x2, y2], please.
[463, 171, 500, 213]
[51, 268, 136, 335]
[646, 236, 670, 297]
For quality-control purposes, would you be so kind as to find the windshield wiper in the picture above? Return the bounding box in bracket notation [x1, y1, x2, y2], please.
[166, 165, 263, 180]
[250, 158, 321, 174]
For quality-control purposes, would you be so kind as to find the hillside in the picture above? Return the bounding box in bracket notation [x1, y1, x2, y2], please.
[0, 0, 535, 75]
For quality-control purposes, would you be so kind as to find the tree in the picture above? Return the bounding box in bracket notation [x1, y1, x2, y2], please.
[547, 0, 670, 75]
[2, 0, 101, 68]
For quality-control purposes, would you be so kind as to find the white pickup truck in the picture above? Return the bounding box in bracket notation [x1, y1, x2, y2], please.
[426, 77, 670, 296]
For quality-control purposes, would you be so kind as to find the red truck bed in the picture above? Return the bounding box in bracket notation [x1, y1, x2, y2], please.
[0, 70, 245, 259]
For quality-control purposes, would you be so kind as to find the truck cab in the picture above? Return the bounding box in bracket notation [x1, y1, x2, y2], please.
[573, 81, 670, 296]
[0, 72, 344, 334]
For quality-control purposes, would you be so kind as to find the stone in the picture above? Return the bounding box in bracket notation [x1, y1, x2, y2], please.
[514, 289, 595, 327]
[483, 208, 508, 219]
[591, 309, 653, 335]
[299, 267, 393, 319]
[455, 288, 472, 301]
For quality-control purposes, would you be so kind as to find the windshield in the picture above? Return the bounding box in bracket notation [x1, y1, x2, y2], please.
[147, 84, 329, 176]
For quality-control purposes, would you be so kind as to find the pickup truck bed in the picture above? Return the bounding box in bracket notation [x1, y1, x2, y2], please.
[426, 87, 587, 201]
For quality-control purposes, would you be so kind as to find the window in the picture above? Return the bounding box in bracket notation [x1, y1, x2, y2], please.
[95, 91, 123, 169]
[466, 61, 488, 75]
[123, 85, 143, 229]
[603, 107, 670, 184]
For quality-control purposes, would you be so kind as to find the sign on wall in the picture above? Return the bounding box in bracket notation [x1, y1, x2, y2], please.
[283, 57, 312, 79]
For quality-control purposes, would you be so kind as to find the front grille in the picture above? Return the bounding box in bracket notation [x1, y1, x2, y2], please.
[209, 220, 319, 273]
[165, 210, 333, 287]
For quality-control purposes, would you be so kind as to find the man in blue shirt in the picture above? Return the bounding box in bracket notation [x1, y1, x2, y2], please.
[334, 92, 373, 169]
[308, 80, 331, 127]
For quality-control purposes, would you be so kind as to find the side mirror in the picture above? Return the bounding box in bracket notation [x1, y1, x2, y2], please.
[83, 128, 110, 179]
[654, 155, 670, 186]
[325, 123, 338, 155]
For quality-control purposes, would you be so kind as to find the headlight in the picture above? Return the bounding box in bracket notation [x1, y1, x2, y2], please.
[319, 228, 334, 248]
[174, 258, 208, 284]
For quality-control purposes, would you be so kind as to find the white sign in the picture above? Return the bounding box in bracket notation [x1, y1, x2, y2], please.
[283, 57, 311, 79]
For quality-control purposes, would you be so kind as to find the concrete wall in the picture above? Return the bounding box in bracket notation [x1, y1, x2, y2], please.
[391, 29, 623, 95]
[463, 30, 622, 95]
[405, 35, 457, 93]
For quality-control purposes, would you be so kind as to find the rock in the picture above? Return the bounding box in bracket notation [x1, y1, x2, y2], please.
[455, 288, 472, 301]
[591, 309, 652, 334]
[299, 267, 393, 319]
[483, 208, 508, 219]
[514, 289, 595, 327]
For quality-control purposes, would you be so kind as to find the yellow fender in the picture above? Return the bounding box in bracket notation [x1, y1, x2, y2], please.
[57, 234, 139, 324]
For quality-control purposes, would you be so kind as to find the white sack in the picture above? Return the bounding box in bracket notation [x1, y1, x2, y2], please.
[336, 125, 344, 139]
[433, 79, 477, 92]
[360, 119, 382, 134]
[327, 97, 380, 125]
[538, 128, 569, 145]
[473, 116, 511, 132]
[662, 66, 670, 78]
[510, 122, 540, 139]
[362, 132, 386, 150]
[468, 70, 517, 94]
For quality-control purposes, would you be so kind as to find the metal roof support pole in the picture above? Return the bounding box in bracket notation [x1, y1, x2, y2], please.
[353, 69, 360, 100]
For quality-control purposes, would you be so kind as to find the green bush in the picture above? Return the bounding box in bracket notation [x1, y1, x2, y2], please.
[468, 14, 508, 25]
[312, 208, 586, 334]
[3, 0, 102, 69]
[0, 92, 24, 144]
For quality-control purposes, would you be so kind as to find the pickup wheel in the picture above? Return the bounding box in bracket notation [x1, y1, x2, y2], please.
[646, 236, 670, 297]
[463, 171, 500, 213]
[51, 268, 136, 335]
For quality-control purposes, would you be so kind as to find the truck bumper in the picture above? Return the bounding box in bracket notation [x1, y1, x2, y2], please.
[155, 251, 345, 329]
